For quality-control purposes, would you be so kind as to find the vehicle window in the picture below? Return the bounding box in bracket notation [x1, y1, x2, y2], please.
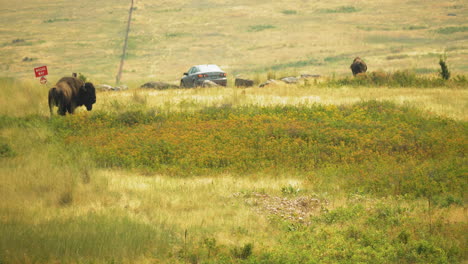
[198, 65, 222, 72]
[189, 67, 199, 74]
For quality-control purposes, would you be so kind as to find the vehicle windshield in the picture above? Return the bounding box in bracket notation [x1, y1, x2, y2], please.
[196, 65, 222, 73]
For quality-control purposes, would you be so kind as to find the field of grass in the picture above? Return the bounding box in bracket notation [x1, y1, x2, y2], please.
[0, 77, 467, 263]
[0, 0, 467, 263]
[0, 0, 467, 84]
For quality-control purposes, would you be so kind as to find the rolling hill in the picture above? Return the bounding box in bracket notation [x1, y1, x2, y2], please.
[0, 0, 467, 83]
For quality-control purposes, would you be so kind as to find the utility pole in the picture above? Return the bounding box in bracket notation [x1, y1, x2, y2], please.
[116, 0, 134, 85]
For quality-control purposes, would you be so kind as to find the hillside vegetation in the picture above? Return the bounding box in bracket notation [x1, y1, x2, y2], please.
[0, 0, 467, 83]
[0, 0, 467, 263]
[0, 78, 467, 263]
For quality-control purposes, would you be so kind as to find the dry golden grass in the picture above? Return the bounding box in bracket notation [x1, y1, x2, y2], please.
[1, 76, 466, 121]
[97, 84, 468, 121]
[0, 79, 49, 116]
[0, 1, 467, 262]
[1, 111, 466, 262]
[0, 0, 466, 83]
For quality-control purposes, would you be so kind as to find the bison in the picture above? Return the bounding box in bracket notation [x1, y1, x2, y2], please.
[350, 57, 367, 76]
[48, 76, 96, 115]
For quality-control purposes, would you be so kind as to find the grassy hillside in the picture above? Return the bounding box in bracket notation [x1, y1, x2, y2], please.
[0, 79, 467, 263]
[0, 1, 467, 263]
[0, 0, 467, 83]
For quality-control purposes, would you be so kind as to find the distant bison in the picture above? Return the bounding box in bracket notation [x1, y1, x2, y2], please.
[48, 76, 96, 115]
[350, 57, 367, 76]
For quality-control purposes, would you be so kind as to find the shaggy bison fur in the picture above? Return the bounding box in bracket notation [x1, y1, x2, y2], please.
[48, 77, 96, 115]
[350, 57, 367, 76]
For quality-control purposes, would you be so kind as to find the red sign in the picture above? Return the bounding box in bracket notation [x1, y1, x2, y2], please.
[40, 76, 47, 84]
[34, 66, 48, 78]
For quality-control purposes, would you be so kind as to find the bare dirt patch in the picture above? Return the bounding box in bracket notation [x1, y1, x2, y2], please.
[236, 192, 327, 225]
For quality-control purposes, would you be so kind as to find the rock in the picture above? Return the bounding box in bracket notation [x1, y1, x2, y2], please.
[235, 78, 254, 87]
[243, 192, 325, 225]
[22, 57, 34, 62]
[12, 39, 25, 44]
[140, 81, 178, 90]
[447, 13, 456, 16]
[97, 84, 128, 91]
[300, 74, 321, 79]
[115, 85, 128, 91]
[97, 84, 114, 91]
[281, 76, 299, 84]
[201, 80, 219, 88]
[259, 79, 279, 88]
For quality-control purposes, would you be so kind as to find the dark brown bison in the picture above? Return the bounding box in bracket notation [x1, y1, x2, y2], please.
[350, 57, 367, 76]
[48, 77, 96, 115]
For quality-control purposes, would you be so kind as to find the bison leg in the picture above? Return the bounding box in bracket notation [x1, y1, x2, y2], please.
[48, 88, 59, 115]
[67, 102, 78, 114]
[58, 106, 67, 115]
[48, 99, 55, 115]
[57, 101, 68, 116]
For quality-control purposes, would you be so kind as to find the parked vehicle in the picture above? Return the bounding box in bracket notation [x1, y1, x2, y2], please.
[180, 64, 227, 88]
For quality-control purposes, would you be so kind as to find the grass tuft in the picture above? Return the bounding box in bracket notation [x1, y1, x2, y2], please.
[320, 6, 359, 13]
[248, 24, 276, 32]
[43, 18, 72, 23]
[281, 10, 297, 15]
[435, 26, 468, 34]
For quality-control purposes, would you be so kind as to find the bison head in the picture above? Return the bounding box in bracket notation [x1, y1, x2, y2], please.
[79, 82, 97, 111]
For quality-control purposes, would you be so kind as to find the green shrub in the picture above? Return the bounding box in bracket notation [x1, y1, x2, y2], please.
[281, 185, 301, 196]
[231, 243, 253, 259]
[115, 109, 156, 126]
[78, 72, 88, 82]
[0, 142, 15, 158]
[58, 190, 73, 206]
[433, 195, 463, 208]
[439, 56, 451, 80]
[315, 205, 365, 224]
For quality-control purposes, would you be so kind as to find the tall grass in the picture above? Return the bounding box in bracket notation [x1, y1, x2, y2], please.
[0, 213, 176, 263]
[0, 115, 178, 263]
[0, 78, 49, 116]
[324, 70, 467, 88]
[1, 79, 466, 263]
[55, 101, 467, 200]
